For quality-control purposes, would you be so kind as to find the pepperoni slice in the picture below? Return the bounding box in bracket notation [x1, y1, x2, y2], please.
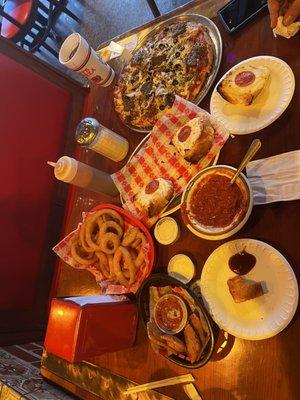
[178, 126, 191, 142]
[234, 71, 255, 87]
[145, 179, 159, 194]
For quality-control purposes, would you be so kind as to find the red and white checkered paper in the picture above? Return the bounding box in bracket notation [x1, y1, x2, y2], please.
[112, 95, 230, 227]
[53, 211, 151, 295]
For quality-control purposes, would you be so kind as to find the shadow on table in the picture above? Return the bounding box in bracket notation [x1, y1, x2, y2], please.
[277, 308, 300, 400]
[201, 387, 241, 400]
[210, 330, 235, 362]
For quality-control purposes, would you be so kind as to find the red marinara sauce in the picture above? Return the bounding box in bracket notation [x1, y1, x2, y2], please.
[155, 295, 185, 332]
[190, 173, 248, 228]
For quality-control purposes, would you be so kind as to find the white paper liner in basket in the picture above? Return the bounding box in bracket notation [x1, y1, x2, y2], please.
[112, 95, 229, 227]
[53, 211, 151, 295]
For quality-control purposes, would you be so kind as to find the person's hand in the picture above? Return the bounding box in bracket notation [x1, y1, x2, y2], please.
[268, 0, 300, 28]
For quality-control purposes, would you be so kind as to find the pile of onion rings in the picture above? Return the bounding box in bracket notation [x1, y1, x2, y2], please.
[69, 208, 148, 287]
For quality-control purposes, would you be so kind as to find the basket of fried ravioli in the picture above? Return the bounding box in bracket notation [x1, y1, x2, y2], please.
[53, 204, 155, 295]
[138, 274, 215, 368]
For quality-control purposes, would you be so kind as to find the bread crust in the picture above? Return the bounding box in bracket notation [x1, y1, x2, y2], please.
[217, 65, 270, 106]
[114, 21, 215, 129]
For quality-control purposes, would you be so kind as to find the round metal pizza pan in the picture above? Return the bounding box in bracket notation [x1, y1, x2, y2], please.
[116, 14, 223, 133]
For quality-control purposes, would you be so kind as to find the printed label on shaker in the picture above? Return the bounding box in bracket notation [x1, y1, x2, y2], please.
[90, 128, 128, 162]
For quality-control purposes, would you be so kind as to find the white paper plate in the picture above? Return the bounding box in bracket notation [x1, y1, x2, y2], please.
[200, 239, 298, 340]
[210, 56, 295, 135]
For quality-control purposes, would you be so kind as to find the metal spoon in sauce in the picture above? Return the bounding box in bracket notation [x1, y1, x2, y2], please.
[230, 139, 261, 184]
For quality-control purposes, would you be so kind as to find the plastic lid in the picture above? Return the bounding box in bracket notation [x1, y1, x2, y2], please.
[168, 254, 195, 284]
[154, 217, 180, 245]
[75, 117, 99, 146]
[54, 156, 78, 182]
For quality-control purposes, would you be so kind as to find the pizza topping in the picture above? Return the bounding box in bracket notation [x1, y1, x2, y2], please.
[172, 22, 187, 38]
[235, 71, 255, 87]
[165, 93, 175, 106]
[123, 96, 134, 111]
[151, 54, 166, 67]
[173, 61, 185, 72]
[146, 103, 158, 117]
[141, 80, 153, 94]
[178, 126, 191, 142]
[114, 20, 213, 129]
[159, 43, 167, 50]
[185, 43, 207, 67]
[131, 49, 147, 66]
[145, 179, 159, 194]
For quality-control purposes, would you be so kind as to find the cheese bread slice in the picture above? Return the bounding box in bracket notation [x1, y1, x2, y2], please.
[217, 65, 270, 106]
[135, 177, 174, 218]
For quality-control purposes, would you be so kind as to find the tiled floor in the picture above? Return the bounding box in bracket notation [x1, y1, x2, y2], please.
[35, 0, 189, 76]
[0, 345, 74, 399]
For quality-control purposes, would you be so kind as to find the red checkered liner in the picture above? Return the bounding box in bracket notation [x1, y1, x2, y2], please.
[53, 212, 151, 295]
[112, 96, 229, 227]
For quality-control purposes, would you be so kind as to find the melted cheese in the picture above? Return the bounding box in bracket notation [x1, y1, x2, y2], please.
[136, 177, 173, 210]
[218, 65, 270, 106]
[172, 117, 203, 156]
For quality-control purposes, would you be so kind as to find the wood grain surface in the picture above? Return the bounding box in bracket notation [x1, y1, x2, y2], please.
[52, 5, 300, 400]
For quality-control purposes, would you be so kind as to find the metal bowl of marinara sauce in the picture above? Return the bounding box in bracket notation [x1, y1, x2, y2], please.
[181, 165, 253, 240]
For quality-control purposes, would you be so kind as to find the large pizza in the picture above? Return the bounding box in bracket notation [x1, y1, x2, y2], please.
[114, 20, 214, 130]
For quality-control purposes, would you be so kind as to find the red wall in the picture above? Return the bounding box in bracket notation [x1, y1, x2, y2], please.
[0, 53, 71, 310]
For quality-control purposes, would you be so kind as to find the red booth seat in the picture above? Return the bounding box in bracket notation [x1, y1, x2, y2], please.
[0, 51, 71, 310]
[1, 0, 33, 39]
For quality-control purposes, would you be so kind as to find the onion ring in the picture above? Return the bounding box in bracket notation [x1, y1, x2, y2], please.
[95, 209, 124, 227]
[85, 213, 103, 251]
[113, 246, 136, 287]
[100, 232, 120, 254]
[131, 231, 147, 249]
[79, 220, 95, 252]
[95, 251, 113, 279]
[69, 208, 149, 287]
[100, 220, 123, 239]
[122, 227, 139, 246]
[69, 235, 97, 265]
[107, 255, 114, 279]
[135, 248, 146, 268]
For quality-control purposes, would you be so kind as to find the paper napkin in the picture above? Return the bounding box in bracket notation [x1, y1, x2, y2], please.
[246, 150, 300, 205]
[273, 16, 300, 39]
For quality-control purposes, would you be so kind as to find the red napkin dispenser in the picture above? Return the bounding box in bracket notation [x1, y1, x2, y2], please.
[44, 295, 138, 363]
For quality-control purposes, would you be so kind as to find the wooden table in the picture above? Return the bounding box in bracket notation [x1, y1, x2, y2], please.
[49, 2, 300, 399]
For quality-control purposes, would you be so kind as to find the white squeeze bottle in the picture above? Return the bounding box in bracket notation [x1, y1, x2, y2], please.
[47, 156, 119, 196]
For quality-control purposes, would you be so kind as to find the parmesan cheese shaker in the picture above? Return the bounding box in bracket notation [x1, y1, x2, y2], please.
[75, 118, 129, 162]
[47, 156, 119, 196]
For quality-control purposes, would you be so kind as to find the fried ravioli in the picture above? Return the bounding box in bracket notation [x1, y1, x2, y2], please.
[184, 323, 201, 363]
[161, 335, 186, 353]
[189, 313, 206, 345]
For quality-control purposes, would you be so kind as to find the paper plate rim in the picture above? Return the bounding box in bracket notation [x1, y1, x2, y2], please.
[210, 56, 295, 135]
[200, 238, 299, 340]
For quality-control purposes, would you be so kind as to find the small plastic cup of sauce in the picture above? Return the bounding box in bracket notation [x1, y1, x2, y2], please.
[154, 294, 187, 334]
[154, 217, 180, 245]
[168, 254, 195, 284]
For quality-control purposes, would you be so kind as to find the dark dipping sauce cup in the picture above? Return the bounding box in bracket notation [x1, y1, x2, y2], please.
[181, 165, 253, 240]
